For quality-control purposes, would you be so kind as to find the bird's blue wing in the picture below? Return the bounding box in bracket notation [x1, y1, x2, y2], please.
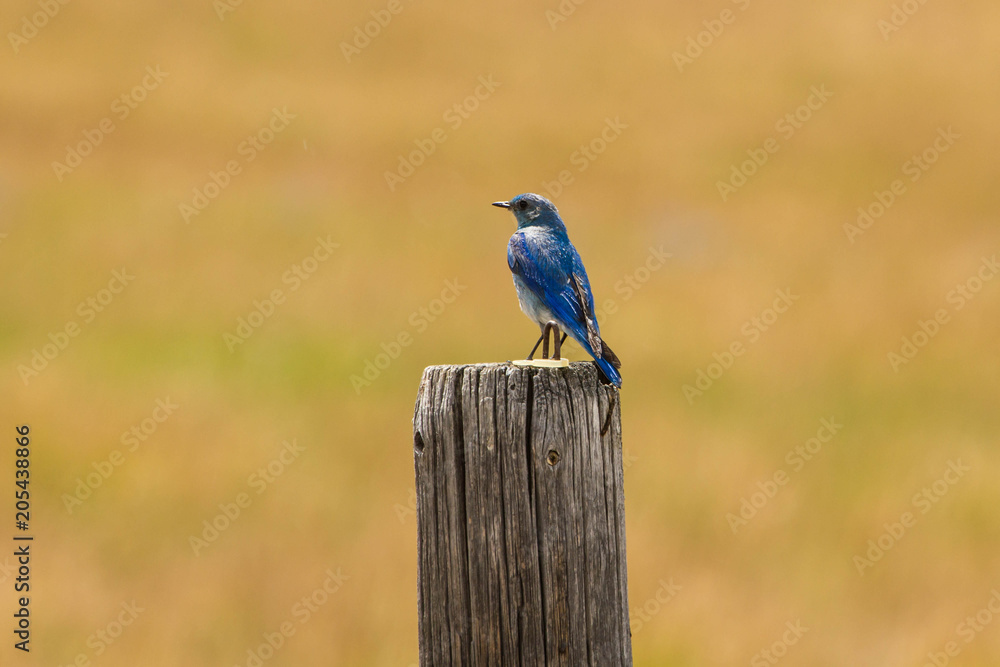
[508, 232, 602, 356]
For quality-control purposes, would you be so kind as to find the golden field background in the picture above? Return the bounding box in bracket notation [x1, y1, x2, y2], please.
[2, 0, 999, 665]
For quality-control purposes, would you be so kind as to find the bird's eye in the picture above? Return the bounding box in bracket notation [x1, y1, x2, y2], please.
[516, 200, 529, 211]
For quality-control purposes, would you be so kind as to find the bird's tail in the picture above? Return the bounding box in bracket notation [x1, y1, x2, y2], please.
[594, 338, 622, 388]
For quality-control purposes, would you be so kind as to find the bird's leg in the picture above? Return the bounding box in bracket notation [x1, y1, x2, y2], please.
[525, 332, 545, 360]
[542, 321, 560, 360]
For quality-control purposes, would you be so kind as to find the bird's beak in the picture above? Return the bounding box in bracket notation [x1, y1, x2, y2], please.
[492, 201, 510, 209]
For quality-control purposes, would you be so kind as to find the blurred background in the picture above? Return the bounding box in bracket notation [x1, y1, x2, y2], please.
[2, 0, 999, 664]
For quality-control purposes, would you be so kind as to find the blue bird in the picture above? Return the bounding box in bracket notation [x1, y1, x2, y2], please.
[493, 193, 622, 388]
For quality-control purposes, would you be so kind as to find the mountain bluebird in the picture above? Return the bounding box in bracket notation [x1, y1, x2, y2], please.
[493, 193, 622, 387]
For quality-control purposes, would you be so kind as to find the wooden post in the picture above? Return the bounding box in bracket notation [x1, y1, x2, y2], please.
[413, 362, 631, 666]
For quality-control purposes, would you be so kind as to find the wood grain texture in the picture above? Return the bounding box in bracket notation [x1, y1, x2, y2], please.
[413, 362, 631, 666]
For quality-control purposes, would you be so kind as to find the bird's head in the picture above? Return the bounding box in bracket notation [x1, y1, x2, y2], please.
[492, 193, 566, 232]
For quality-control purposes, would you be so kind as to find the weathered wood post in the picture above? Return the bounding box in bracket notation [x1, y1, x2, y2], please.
[413, 362, 631, 666]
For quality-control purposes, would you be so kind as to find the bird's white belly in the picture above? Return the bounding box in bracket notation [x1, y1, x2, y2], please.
[513, 275, 555, 328]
